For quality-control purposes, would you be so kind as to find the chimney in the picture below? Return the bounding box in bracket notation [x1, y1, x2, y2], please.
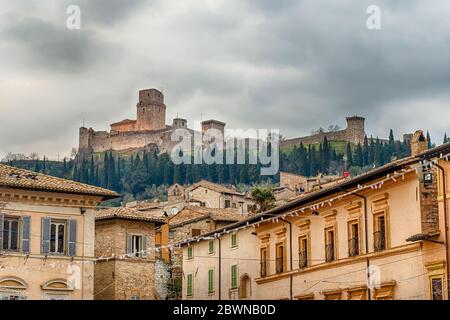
[411, 130, 428, 157]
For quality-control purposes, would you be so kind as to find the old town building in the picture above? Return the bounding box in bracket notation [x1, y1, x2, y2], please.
[182, 136, 450, 300]
[94, 207, 165, 300]
[0, 164, 118, 300]
[187, 180, 253, 214]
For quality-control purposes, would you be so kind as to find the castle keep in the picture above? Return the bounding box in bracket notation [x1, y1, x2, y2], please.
[79, 89, 225, 155]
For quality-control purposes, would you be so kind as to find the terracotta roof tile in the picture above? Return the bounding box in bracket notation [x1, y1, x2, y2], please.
[0, 163, 118, 199]
[96, 207, 166, 223]
[188, 180, 243, 195]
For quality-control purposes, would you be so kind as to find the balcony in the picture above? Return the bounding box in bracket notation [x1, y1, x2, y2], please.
[325, 243, 335, 262]
[276, 257, 284, 274]
[348, 237, 360, 257]
[374, 230, 386, 252]
[260, 261, 267, 277]
[299, 250, 308, 269]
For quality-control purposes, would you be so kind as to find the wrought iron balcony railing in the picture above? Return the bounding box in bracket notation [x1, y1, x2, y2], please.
[260, 261, 267, 277]
[348, 237, 360, 257]
[325, 243, 335, 262]
[374, 230, 386, 252]
[299, 250, 308, 269]
[276, 257, 284, 274]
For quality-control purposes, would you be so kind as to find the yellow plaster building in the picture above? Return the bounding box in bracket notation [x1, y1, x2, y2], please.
[182, 136, 450, 300]
[0, 164, 118, 300]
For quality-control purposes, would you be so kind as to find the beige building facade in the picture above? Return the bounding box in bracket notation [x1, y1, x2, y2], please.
[0, 164, 118, 300]
[181, 140, 450, 300]
[187, 180, 253, 214]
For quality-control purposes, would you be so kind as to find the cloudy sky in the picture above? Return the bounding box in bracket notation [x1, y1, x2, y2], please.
[1, 0, 449, 159]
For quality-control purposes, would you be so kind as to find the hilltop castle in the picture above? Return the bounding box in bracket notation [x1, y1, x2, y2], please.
[280, 116, 366, 148]
[78, 88, 226, 155]
[78, 88, 380, 157]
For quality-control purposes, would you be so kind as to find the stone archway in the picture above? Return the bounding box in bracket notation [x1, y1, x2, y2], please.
[239, 274, 251, 299]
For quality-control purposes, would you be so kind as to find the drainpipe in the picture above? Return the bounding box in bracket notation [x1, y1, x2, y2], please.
[218, 237, 222, 300]
[433, 162, 449, 300]
[340, 188, 371, 300]
[280, 218, 293, 300]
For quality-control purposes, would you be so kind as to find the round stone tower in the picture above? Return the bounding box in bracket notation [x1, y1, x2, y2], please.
[346, 116, 365, 145]
[136, 88, 166, 131]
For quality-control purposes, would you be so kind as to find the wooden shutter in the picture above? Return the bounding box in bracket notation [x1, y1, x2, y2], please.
[231, 265, 237, 289]
[41, 218, 51, 254]
[126, 234, 132, 257]
[21, 216, 31, 254]
[187, 274, 193, 296]
[208, 269, 214, 293]
[0, 214, 4, 250]
[142, 236, 148, 258]
[68, 220, 77, 257]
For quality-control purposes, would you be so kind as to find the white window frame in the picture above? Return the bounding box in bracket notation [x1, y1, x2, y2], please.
[3, 216, 20, 252]
[50, 221, 66, 255]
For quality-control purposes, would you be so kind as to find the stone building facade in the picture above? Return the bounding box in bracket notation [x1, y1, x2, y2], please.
[78, 88, 226, 156]
[94, 207, 165, 300]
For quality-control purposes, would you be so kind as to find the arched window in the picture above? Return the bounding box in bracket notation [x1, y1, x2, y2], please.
[239, 274, 251, 299]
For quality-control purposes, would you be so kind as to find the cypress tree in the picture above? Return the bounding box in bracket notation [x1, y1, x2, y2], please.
[346, 142, 353, 169]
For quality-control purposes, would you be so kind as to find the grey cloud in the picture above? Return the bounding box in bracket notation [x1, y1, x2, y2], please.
[1, 0, 450, 159]
[1, 14, 122, 73]
[59, 0, 156, 26]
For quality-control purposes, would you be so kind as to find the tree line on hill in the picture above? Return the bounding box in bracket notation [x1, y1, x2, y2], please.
[4, 129, 445, 201]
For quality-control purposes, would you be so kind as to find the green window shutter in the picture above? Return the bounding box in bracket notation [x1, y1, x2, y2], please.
[67, 220, 77, 257]
[208, 240, 214, 253]
[41, 218, 51, 254]
[21, 216, 31, 254]
[231, 233, 237, 247]
[231, 264, 237, 289]
[187, 274, 193, 296]
[187, 246, 193, 259]
[208, 269, 214, 293]
[0, 214, 4, 250]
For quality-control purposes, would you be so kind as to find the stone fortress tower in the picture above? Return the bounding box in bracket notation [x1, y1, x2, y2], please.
[345, 115, 365, 145]
[280, 115, 367, 149]
[78, 88, 226, 156]
[136, 89, 167, 131]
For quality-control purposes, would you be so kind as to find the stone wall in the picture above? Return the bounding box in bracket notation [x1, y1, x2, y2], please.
[420, 169, 439, 233]
[155, 258, 171, 300]
[94, 219, 158, 300]
[281, 116, 365, 148]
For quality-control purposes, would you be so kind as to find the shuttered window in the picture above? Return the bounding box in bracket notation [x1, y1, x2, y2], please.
[208, 240, 214, 254]
[126, 234, 147, 258]
[231, 264, 238, 289]
[231, 232, 237, 248]
[187, 274, 193, 297]
[187, 246, 193, 260]
[41, 218, 76, 256]
[208, 269, 214, 294]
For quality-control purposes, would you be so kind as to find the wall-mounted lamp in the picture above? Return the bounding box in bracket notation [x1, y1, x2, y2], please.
[80, 207, 86, 215]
